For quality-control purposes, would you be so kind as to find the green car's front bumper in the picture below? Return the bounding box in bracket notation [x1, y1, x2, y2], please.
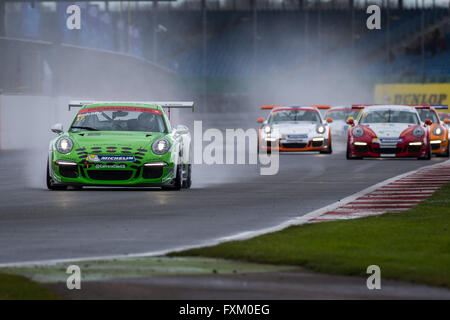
[49, 154, 176, 187]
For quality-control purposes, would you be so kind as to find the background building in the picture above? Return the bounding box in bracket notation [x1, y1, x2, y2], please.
[0, 0, 449, 111]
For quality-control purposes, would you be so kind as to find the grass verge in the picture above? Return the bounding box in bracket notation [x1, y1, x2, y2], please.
[0, 257, 297, 284]
[172, 183, 450, 288]
[0, 273, 60, 300]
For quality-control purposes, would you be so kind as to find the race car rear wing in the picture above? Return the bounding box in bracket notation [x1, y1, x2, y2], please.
[310, 105, 331, 110]
[411, 105, 448, 110]
[327, 105, 353, 110]
[351, 104, 375, 109]
[68, 101, 194, 112]
[261, 105, 280, 110]
[351, 104, 449, 110]
[260, 104, 330, 110]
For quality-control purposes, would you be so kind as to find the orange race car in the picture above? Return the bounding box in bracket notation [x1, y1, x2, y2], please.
[414, 105, 449, 157]
[439, 112, 450, 126]
[257, 105, 333, 154]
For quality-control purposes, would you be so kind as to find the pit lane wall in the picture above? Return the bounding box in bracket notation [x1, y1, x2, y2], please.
[374, 83, 450, 112]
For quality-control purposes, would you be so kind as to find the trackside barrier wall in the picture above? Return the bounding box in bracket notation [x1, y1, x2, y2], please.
[0, 37, 177, 98]
[0, 95, 77, 150]
[375, 83, 450, 112]
[0, 37, 185, 151]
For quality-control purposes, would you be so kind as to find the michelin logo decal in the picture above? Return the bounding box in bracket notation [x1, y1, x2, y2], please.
[87, 155, 135, 162]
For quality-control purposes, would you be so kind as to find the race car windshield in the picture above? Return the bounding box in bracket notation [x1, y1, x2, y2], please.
[70, 108, 167, 133]
[417, 109, 439, 124]
[359, 110, 420, 125]
[269, 110, 321, 124]
[326, 111, 347, 120]
[326, 110, 358, 121]
[348, 110, 360, 119]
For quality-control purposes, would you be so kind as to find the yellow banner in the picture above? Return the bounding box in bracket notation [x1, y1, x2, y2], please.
[374, 83, 450, 112]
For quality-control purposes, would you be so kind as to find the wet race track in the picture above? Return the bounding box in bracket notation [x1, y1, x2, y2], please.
[0, 115, 447, 264]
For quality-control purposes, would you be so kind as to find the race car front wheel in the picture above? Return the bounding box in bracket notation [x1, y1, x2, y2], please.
[418, 145, 432, 160]
[346, 144, 361, 160]
[46, 160, 67, 191]
[162, 165, 182, 191]
[182, 164, 192, 189]
[437, 143, 449, 157]
[320, 138, 333, 154]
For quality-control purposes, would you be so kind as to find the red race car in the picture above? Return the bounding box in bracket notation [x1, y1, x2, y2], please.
[346, 105, 432, 160]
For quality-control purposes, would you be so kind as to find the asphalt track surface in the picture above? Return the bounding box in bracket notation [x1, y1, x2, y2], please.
[0, 114, 448, 265]
[47, 271, 450, 300]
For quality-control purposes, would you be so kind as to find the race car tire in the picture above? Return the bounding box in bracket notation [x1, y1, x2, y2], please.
[162, 165, 182, 191]
[436, 143, 449, 157]
[346, 144, 361, 160]
[320, 138, 333, 154]
[173, 165, 183, 190]
[444, 147, 449, 157]
[182, 164, 192, 189]
[418, 145, 432, 160]
[46, 160, 68, 191]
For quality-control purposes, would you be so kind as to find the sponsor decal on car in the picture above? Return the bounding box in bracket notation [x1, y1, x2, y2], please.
[94, 164, 126, 169]
[287, 134, 308, 139]
[78, 106, 163, 115]
[86, 155, 136, 162]
[380, 138, 402, 143]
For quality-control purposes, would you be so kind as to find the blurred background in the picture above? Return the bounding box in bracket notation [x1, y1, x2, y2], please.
[0, 0, 449, 149]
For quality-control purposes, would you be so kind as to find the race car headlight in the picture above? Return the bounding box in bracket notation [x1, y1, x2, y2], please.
[152, 138, 170, 155]
[55, 160, 77, 166]
[353, 127, 364, 138]
[433, 126, 444, 136]
[316, 125, 325, 134]
[56, 137, 74, 154]
[144, 161, 168, 167]
[413, 127, 424, 138]
[264, 126, 271, 134]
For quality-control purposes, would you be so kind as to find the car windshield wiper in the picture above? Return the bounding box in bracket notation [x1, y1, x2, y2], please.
[70, 126, 99, 131]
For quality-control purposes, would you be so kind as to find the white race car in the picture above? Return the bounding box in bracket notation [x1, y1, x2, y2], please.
[257, 105, 333, 154]
[324, 106, 361, 138]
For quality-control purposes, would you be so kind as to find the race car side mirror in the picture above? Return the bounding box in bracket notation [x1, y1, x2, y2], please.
[326, 117, 333, 123]
[424, 119, 433, 126]
[175, 125, 189, 135]
[346, 118, 355, 126]
[51, 123, 63, 134]
[444, 119, 450, 124]
[257, 117, 264, 123]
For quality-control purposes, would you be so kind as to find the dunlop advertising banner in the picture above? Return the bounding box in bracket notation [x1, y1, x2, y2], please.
[374, 83, 450, 112]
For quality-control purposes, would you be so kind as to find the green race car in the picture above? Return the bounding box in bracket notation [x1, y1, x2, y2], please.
[47, 101, 193, 190]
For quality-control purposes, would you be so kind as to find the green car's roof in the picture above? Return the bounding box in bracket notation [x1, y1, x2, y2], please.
[81, 103, 163, 111]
